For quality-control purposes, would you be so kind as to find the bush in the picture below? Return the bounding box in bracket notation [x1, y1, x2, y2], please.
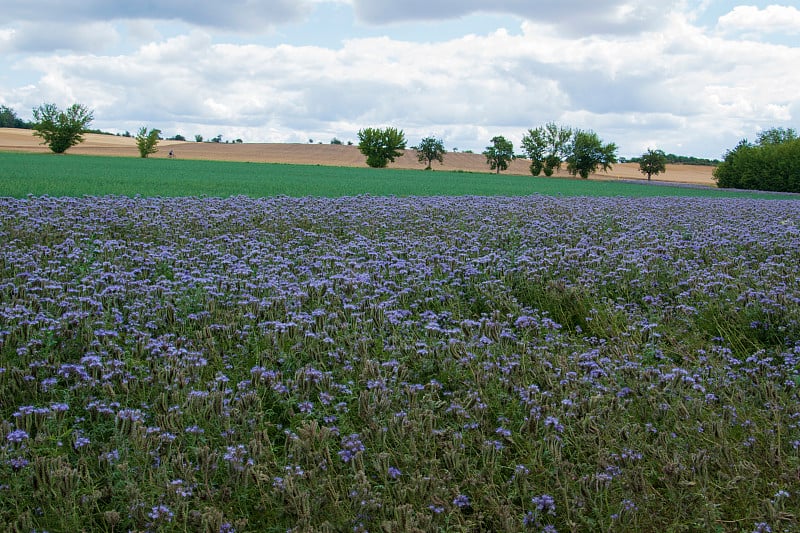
[135, 127, 161, 158]
[714, 133, 800, 193]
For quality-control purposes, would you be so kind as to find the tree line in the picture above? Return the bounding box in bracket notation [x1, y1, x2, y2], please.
[11, 102, 664, 179]
[357, 123, 672, 180]
[714, 128, 800, 193]
[18, 102, 797, 189]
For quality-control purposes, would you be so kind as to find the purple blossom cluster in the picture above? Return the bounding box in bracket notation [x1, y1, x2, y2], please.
[1, 194, 800, 531]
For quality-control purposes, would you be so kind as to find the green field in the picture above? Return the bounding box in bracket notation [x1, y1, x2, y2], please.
[1, 151, 795, 199]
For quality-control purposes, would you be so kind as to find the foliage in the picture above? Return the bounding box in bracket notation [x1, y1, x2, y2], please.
[483, 136, 515, 174]
[413, 137, 447, 170]
[521, 123, 573, 176]
[330, 137, 343, 145]
[0, 153, 794, 200]
[195, 134, 203, 143]
[638, 148, 667, 180]
[135, 127, 161, 158]
[566, 130, 618, 179]
[714, 135, 800, 192]
[1, 194, 800, 532]
[170, 134, 186, 142]
[0, 105, 30, 129]
[357, 127, 407, 168]
[756, 126, 797, 146]
[30, 103, 94, 154]
[626, 153, 720, 166]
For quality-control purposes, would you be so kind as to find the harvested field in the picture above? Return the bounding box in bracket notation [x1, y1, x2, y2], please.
[0, 128, 717, 186]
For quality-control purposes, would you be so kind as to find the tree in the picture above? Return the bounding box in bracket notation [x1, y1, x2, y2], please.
[521, 123, 573, 176]
[357, 127, 407, 168]
[0, 105, 29, 128]
[520, 127, 547, 176]
[566, 130, 618, 179]
[638, 148, 667, 181]
[483, 136, 515, 174]
[135, 127, 161, 158]
[714, 136, 800, 192]
[31, 103, 94, 154]
[756, 127, 797, 146]
[413, 137, 446, 170]
[195, 134, 203, 143]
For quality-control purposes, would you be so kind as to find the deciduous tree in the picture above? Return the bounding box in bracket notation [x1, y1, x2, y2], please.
[714, 135, 800, 192]
[357, 127, 407, 168]
[31, 103, 94, 154]
[521, 123, 573, 176]
[0, 105, 28, 128]
[135, 127, 161, 158]
[413, 137, 446, 170]
[757, 127, 797, 146]
[638, 148, 667, 181]
[566, 130, 618, 179]
[483, 136, 515, 174]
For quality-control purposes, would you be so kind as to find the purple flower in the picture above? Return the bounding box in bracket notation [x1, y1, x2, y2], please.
[453, 494, 470, 508]
[532, 494, 556, 515]
[388, 466, 402, 479]
[338, 433, 365, 463]
[223, 444, 253, 472]
[100, 449, 120, 465]
[148, 504, 174, 523]
[544, 416, 564, 433]
[7, 457, 29, 470]
[6, 429, 29, 443]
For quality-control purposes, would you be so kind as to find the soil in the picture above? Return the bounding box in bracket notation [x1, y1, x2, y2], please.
[0, 128, 717, 186]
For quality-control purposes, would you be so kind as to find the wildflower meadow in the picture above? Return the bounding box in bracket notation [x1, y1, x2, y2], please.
[1, 194, 799, 532]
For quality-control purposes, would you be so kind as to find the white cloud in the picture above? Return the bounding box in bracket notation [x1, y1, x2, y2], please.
[718, 5, 800, 35]
[1, 1, 798, 159]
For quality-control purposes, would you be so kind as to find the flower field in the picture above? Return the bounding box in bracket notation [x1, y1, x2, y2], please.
[1, 194, 800, 532]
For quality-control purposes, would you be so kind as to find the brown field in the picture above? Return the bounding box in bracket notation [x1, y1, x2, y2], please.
[0, 128, 717, 186]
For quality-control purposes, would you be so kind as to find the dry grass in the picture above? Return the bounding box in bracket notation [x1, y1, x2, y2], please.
[0, 128, 716, 186]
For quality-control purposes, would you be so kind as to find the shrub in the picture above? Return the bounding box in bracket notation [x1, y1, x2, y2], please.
[714, 132, 800, 193]
[135, 127, 161, 158]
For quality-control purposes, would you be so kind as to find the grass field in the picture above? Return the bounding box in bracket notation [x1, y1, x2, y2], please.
[0, 151, 794, 199]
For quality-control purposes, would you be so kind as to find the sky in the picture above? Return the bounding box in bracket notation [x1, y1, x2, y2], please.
[1, 1, 799, 159]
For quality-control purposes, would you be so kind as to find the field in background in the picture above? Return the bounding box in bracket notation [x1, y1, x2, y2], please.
[1, 152, 790, 200]
[0, 127, 717, 186]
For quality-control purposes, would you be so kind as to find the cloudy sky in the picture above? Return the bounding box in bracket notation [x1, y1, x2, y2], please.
[2, 1, 799, 158]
